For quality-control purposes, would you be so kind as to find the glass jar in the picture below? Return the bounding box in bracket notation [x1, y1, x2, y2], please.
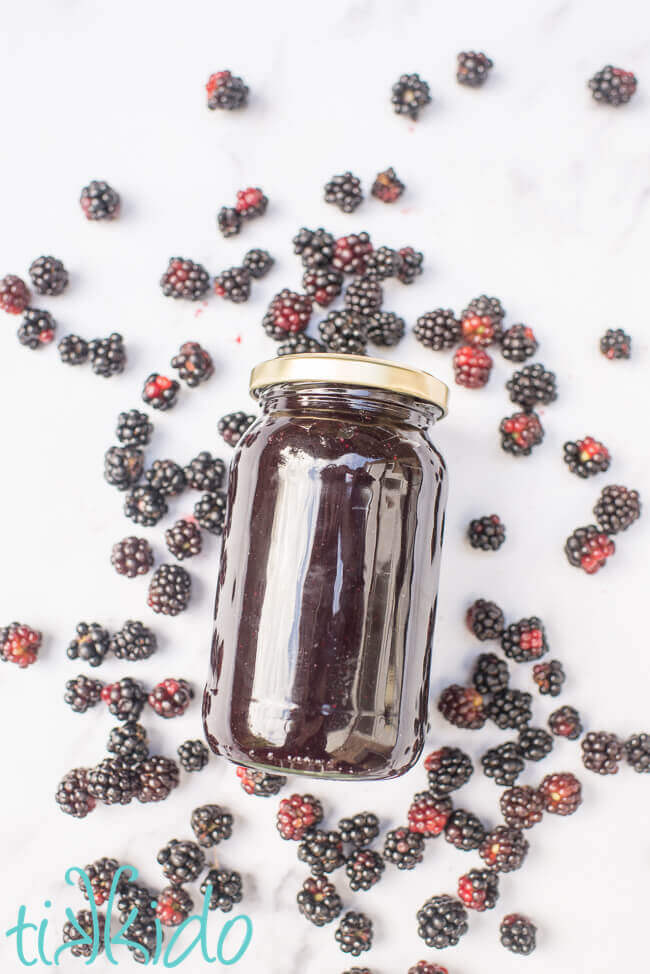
[203, 354, 449, 780]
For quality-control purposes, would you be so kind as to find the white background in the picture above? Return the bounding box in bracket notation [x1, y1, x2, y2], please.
[1, 1, 649, 971]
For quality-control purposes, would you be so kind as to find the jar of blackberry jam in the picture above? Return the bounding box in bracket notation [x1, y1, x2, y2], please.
[203, 354, 449, 780]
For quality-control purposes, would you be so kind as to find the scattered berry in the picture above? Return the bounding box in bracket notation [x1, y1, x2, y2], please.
[107, 721, 149, 765]
[367, 310, 405, 346]
[501, 617, 548, 662]
[600, 327, 631, 359]
[56, 768, 96, 819]
[383, 826, 425, 869]
[391, 73, 432, 120]
[124, 485, 168, 526]
[500, 411, 544, 456]
[518, 727, 553, 761]
[581, 731, 624, 775]
[104, 445, 144, 491]
[563, 437, 610, 477]
[64, 674, 103, 713]
[277, 793, 323, 840]
[466, 600, 505, 641]
[145, 459, 186, 497]
[438, 685, 487, 730]
[479, 825, 529, 872]
[345, 848, 385, 890]
[324, 172, 363, 213]
[17, 308, 56, 348]
[142, 373, 180, 411]
[201, 869, 243, 912]
[499, 913, 537, 955]
[160, 258, 210, 301]
[458, 868, 499, 912]
[191, 804, 233, 847]
[235, 187, 268, 219]
[111, 536, 153, 577]
[177, 739, 210, 772]
[407, 964, 448, 974]
[79, 858, 121, 906]
[397, 246, 423, 284]
[80, 180, 120, 220]
[62, 910, 106, 958]
[335, 911, 373, 956]
[236, 765, 287, 797]
[0, 274, 30, 314]
[481, 742, 525, 787]
[165, 519, 202, 560]
[217, 206, 241, 238]
[184, 452, 226, 492]
[206, 71, 249, 110]
[116, 409, 153, 448]
[593, 484, 641, 534]
[297, 876, 342, 926]
[303, 266, 344, 307]
[263, 289, 312, 339]
[29, 256, 68, 295]
[214, 266, 251, 303]
[157, 839, 205, 885]
[565, 525, 615, 574]
[298, 829, 346, 876]
[457, 52, 493, 86]
[101, 677, 147, 721]
[277, 333, 326, 355]
[468, 514, 505, 551]
[417, 895, 468, 949]
[293, 227, 335, 269]
[58, 334, 89, 365]
[337, 812, 380, 847]
[532, 659, 566, 697]
[171, 342, 213, 387]
[588, 65, 637, 105]
[148, 678, 193, 717]
[67, 622, 110, 668]
[243, 248, 274, 279]
[444, 808, 486, 851]
[148, 565, 192, 615]
[0, 622, 42, 668]
[461, 308, 501, 347]
[548, 705, 583, 740]
[500, 785, 544, 829]
[194, 491, 227, 534]
[319, 309, 368, 354]
[425, 746, 474, 794]
[538, 772, 582, 815]
[407, 791, 452, 837]
[364, 245, 399, 281]
[332, 233, 373, 275]
[501, 323, 538, 362]
[506, 362, 557, 409]
[414, 309, 460, 351]
[454, 345, 492, 388]
[488, 688, 532, 730]
[87, 757, 137, 806]
[372, 167, 405, 203]
[624, 733, 650, 774]
[472, 653, 510, 696]
[156, 886, 193, 926]
[136, 755, 180, 803]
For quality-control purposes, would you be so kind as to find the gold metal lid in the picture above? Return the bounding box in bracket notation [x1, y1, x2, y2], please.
[249, 353, 449, 416]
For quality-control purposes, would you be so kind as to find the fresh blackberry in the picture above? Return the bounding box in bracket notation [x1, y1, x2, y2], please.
[236, 765, 287, 796]
[145, 459, 186, 497]
[424, 746, 474, 794]
[500, 913, 536, 955]
[548, 705, 583, 740]
[565, 525, 615, 574]
[124, 485, 168, 526]
[80, 180, 120, 220]
[160, 258, 210, 300]
[364, 245, 399, 281]
[105, 446, 144, 491]
[303, 266, 344, 307]
[345, 848, 385, 890]
[293, 227, 335, 269]
[297, 876, 342, 926]
[397, 246, 423, 284]
[538, 772, 582, 815]
[407, 964, 448, 974]
[563, 437, 610, 478]
[142, 373, 180, 411]
[165, 518, 202, 560]
[0, 274, 30, 314]
[191, 804, 233, 846]
[148, 677, 193, 717]
[457, 51, 494, 87]
[87, 758, 137, 805]
[64, 674, 103, 713]
[117, 880, 157, 923]
[488, 688, 532, 730]
[407, 791, 452, 837]
[276, 793, 323, 840]
[101, 677, 147, 721]
[416, 895, 468, 949]
[438, 685, 487, 730]
[518, 727, 553, 761]
[218, 410, 256, 447]
[62, 910, 106, 958]
[277, 334, 326, 356]
[335, 911, 373, 956]
[472, 653, 509, 696]
[67, 622, 110, 668]
[29, 256, 69, 295]
[110, 620, 157, 661]
[156, 887, 193, 926]
[466, 599, 505, 641]
[371, 167, 405, 203]
[201, 869, 243, 912]
[235, 187, 268, 220]
[148, 565, 191, 615]
[593, 485, 641, 534]
[0, 623, 41, 668]
[414, 309, 460, 351]
[298, 829, 345, 875]
[58, 334, 89, 365]
[500, 785, 543, 829]
[533, 659, 565, 697]
[217, 206, 241, 238]
[263, 289, 313, 339]
[600, 327, 631, 359]
[367, 310, 405, 347]
[468, 514, 505, 551]
[79, 857, 122, 906]
[56, 768, 96, 818]
[458, 868, 499, 913]
[171, 341, 213, 387]
[460, 307, 502, 347]
[463, 293, 505, 323]
[214, 266, 251, 303]
[116, 409, 153, 448]
[157, 839, 205, 885]
[624, 733, 650, 773]
[481, 742, 525, 787]
[89, 333, 126, 376]
[332, 233, 373, 275]
[344, 276, 383, 315]
[319, 309, 368, 354]
[136, 755, 180, 803]
[122, 915, 161, 964]
[391, 73, 432, 120]
[501, 324, 538, 362]
[581, 731, 623, 775]
[111, 537, 153, 578]
[206, 70, 249, 110]
[17, 308, 56, 349]
[184, 452, 226, 492]
[194, 491, 227, 534]
[177, 739, 210, 772]
[506, 362, 557, 409]
[501, 617, 547, 662]
[444, 809, 486, 851]
[337, 812, 380, 848]
[243, 248, 274, 279]
[500, 411, 544, 456]
[107, 721, 149, 766]
[479, 825, 529, 872]
[454, 345, 492, 388]
[384, 826, 425, 868]
[588, 65, 637, 105]
[324, 172, 363, 213]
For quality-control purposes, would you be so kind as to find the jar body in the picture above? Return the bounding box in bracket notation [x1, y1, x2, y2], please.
[203, 382, 448, 780]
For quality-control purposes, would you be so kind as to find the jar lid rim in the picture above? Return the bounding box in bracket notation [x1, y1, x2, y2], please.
[249, 353, 449, 415]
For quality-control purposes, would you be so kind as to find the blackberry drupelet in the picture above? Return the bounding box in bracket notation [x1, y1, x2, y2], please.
[101, 677, 147, 721]
[148, 678, 193, 717]
[89, 333, 126, 376]
[303, 266, 344, 307]
[588, 65, 637, 105]
[501, 324, 538, 362]
[518, 727, 553, 761]
[472, 653, 509, 696]
[367, 310, 405, 346]
[479, 825, 529, 872]
[148, 566, 192, 615]
[337, 812, 380, 848]
[324, 172, 363, 213]
[58, 334, 89, 365]
[371, 167, 405, 203]
[501, 617, 547, 662]
[533, 659, 565, 697]
[124, 485, 168, 526]
[105, 446, 144, 491]
[87, 758, 137, 805]
[156, 887, 193, 926]
[500, 785, 543, 829]
[157, 839, 205, 885]
[581, 731, 623, 775]
[171, 342, 213, 387]
[548, 705, 583, 740]
[466, 599, 504, 642]
[593, 485, 641, 534]
[600, 327, 631, 359]
[67, 622, 110, 668]
[538, 772, 582, 815]
[335, 912, 373, 956]
[407, 791, 452, 837]
[184, 452, 226, 492]
[80, 180, 120, 220]
[506, 362, 557, 409]
[56, 768, 96, 818]
[488, 688, 532, 730]
[458, 868, 499, 912]
[160, 258, 210, 300]
[111, 537, 153, 577]
[263, 289, 313, 339]
[214, 266, 251, 303]
[318, 309, 368, 354]
[438, 685, 487, 730]
[165, 519, 202, 560]
[500, 411, 544, 456]
[565, 525, 615, 574]
[136, 755, 180, 803]
[107, 721, 149, 766]
[0, 623, 42, 667]
[468, 514, 505, 551]
[79, 858, 122, 906]
[277, 793, 323, 840]
[414, 309, 460, 351]
[243, 248, 274, 279]
[397, 246, 423, 284]
[62, 910, 106, 958]
[110, 620, 157, 661]
[346, 848, 385, 890]
[116, 409, 153, 448]
[481, 742, 525, 787]
[457, 51, 493, 86]
[344, 276, 383, 315]
[444, 809, 486, 851]
[142, 374, 180, 411]
[206, 70, 249, 110]
[177, 739, 210, 772]
[277, 334, 326, 355]
[236, 765, 287, 796]
[145, 459, 186, 497]
[64, 674, 103, 713]
[293, 227, 336, 269]
[218, 411, 256, 447]
[454, 345, 492, 388]
[391, 73, 432, 120]
[191, 804, 233, 847]
[235, 187, 268, 219]
[383, 826, 425, 869]
[625, 733, 650, 773]
[297, 876, 342, 926]
[0, 274, 30, 314]
[217, 206, 241, 238]
[564, 437, 610, 477]
[298, 829, 345, 875]
[416, 895, 468, 949]
[425, 746, 474, 794]
[499, 913, 536, 955]
[201, 869, 243, 912]
[194, 491, 227, 534]
[18, 308, 56, 348]
[29, 256, 68, 295]
[332, 233, 373, 275]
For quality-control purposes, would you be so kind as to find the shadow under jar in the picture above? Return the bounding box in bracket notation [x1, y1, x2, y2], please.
[203, 354, 449, 780]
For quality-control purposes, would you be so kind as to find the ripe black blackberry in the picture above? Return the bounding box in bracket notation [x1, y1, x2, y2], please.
[501, 324, 538, 362]
[89, 333, 126, 376]
[165, 518, 202, 560]
[236, 765, 287, 796]
[501, 617, 547, 663]
[506, 362, 557, 409]
[518, 727, 553, 761]
[29, 256, 68, 295]
[191, 804, 233, 846]
[116, 409, 153, 448]
[414, 309, 460, 351]
[383, 826, 425, 869]
[458, 868, 499, 913]
[472, 654, 509, 698]
[303, 266, 344, 307]
[217, 206, 241, 238]
[107, 721, 149, 766]
[56, 768, 96, 818]
[87, 758, 137, 805]
[297, 876, 342, 927]
[457, 51, 493, 86]
[79, 857, 122, 906]
[500, 785, 543, 829]
[625, 734, 650, 773]
[337, 812, 380, 848]
[62, 910, 106, 958]
[407, 963, 447, 974]
[177, 739, 210, 772]
[145, 459, 186, 497]
[391, 73, 431, 120]
[538, 772, 583, 816]
[156, 886, 193, 926]
[319, 309, 368, 354]
[148, 563, 191, 615]
[298, 829, 346, 875]
[588, 65, 637, 105]
[105, 445, 144, 491]
[548, 704, 583, 740]
[136, 755, 180, 803]
[499, 411, 544, 456]
[243, 248, 274, 279]
[67, 622, 110, 668]
[111, 536, 153, 577]
[563, 437, 610, 478]
[444, 809, 486, 851]
[466, 599, 504, 642]
[468, 514, 505, 551]
[417, 895, 468, 949]
[80, 180, 120, 220]
[293, 227, 336, 269]
[407, 791, 452, 837]
[160, 258, 210, 300]
[481, 742, 525, 787]
[171, 341, 213, 387]
[118, 879, 158, 922]
[463, 293, 505, 323]
[201, 869, 243, 912]
[218, 411, 256, 447]
[124, 485, 168, 526]
[110, 619, 157, 661]
[425, 746, 473, 795]
[18, 308, 56, 349]
[277, 334, 326, 356]
[600, 327, 631, 359]
[194, 491, 227, 534]
[333, 233, 373, 275]
[214, 266, 251, 303]
[157, 839, 205, 885]
[397, 246, 423, 284]
[371, 167, 405, 203]
[344, 276, 383, 315]
[479, 825, 529, 872]
[64, 674, 104, 714]
[0, 274, 30, 314]
[593, 484, 641, 534]
[366, 310, 405, 347]
[581, 731, 623, 775]
[438, 685, 487, 730]
[263, 289, 313, 339]
[364, 245, 399, 281]
[488, 688, 532, 730]
[101, 677, 147, 721]
[533, 659, 565, 697]
[122, 915, 160, 964]
[58, 334, 89, 365]
[324, 172, 363, 213]
[335, 912, 373, 956]
[346, 848, 385, 890]
[565, 524, 615, 575]
[500, 913, 536, 955]
[184, 451, 226, 492]
[206, 70, 249, 110]
[148, 678, 194, 718]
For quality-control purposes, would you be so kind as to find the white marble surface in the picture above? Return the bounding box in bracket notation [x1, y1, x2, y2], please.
[1, 0, 650, 971]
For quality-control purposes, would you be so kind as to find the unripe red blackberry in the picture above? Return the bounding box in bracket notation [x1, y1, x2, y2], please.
[263, 289, 312, 339]
[548, 704, 583, 740]
[0, 274, 30, 314]
[565, 524, 615, 574]
[1, 622, 42, 667]
[160, 258, 209, 300]
[538, 772, 582, 815]
[563, 437, 610, 478]
[500, 411, 544, 456]
[206, 70, 249, 110]
[371, 167, 405, 203]
[148, 678, 193, 718]
[407, 791, 452, 837]
[332, 233, 373, 275]
[457, 868, 499, 911]
[276, 793, 323, 840]
[501, 617, 547, 662]
[454, 344, 492, 388]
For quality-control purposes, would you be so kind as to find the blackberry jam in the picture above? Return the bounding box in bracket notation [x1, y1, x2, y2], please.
[203, 354, 449, 780]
